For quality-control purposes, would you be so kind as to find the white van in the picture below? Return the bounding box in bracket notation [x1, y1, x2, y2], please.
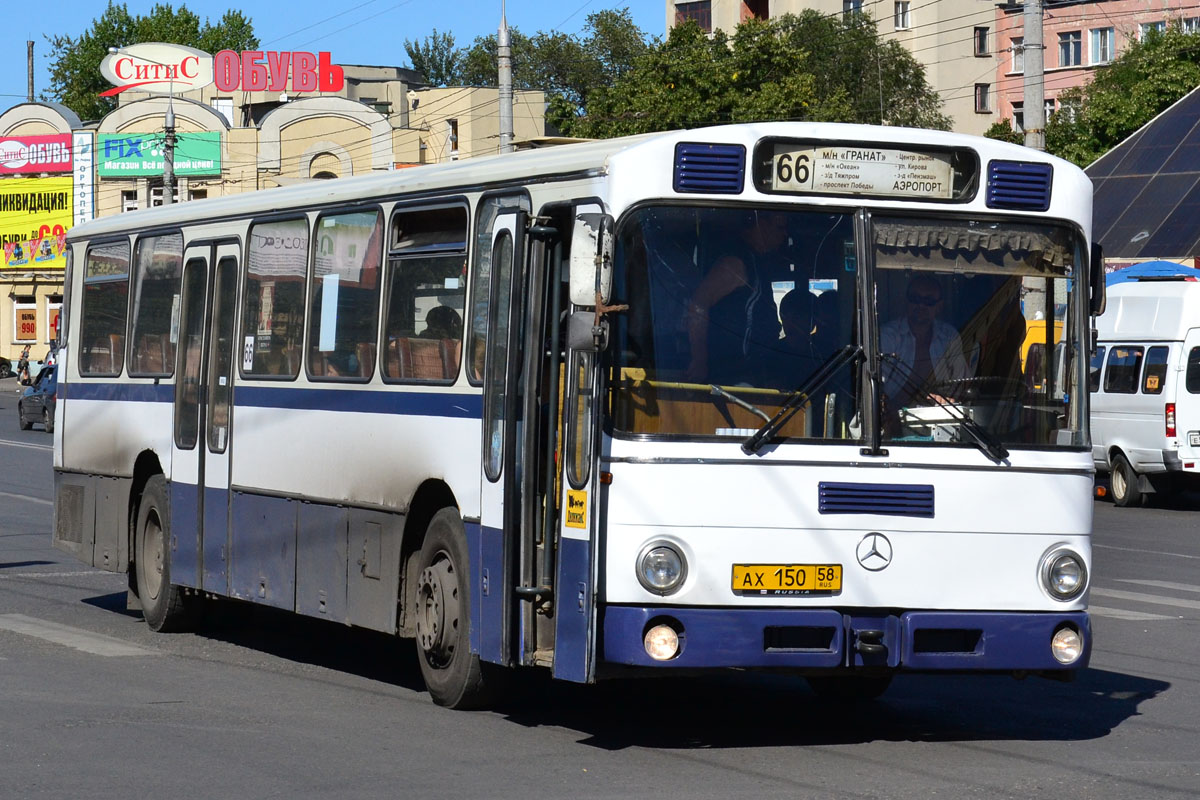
[1091, 278, 1200, 506]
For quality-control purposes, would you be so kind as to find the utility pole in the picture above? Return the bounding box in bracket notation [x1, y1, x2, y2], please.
[498, 0, 514, 154]
[27, 41, 34, 102]
[162, 92, 176, 205]
[1023, 0, 1046, 151]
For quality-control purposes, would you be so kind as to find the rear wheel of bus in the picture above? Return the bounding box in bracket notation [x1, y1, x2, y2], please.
[134, 475, 194, 632]
[413, 507, 490, 708]
[1110, 454, 1143, 507]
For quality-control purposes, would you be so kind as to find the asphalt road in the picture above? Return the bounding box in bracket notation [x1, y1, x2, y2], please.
[0, 388, 1196, 799]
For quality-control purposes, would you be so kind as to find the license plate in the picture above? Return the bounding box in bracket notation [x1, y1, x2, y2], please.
[731, 564, 842, 596]
[1190, 431, 1200, 447]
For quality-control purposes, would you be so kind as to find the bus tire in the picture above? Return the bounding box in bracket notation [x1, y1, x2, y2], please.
[134, 475, 194, 632]
[413, 507, 489, 709]
[806, 674, 893, 701]
[1110, 455, 1142, 508]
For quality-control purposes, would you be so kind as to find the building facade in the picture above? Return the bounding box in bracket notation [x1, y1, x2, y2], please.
[0, 57, 544, 363]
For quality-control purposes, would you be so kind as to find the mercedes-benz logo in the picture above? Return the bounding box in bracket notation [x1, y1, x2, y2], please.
[856, 533, 893, 571]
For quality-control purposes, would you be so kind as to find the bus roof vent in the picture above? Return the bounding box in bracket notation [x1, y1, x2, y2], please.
[818, 482, 935, 518]
[986, 160, 1053, 212]
[673, 142, 746, 194]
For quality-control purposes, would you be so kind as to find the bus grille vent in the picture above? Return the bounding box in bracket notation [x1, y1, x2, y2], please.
[986, 160, 1053, 211]
[673, 143, 746, 194]
[818, 482, 935, 517]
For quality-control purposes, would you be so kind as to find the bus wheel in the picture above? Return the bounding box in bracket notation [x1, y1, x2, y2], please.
[806, 675, 893, 701]
[413, 507, 489, 709]
[134, 476, 193, 632]
[1110, 455, 1142, 508]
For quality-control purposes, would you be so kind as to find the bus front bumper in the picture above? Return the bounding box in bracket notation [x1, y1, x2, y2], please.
[601, 607, 1091, 673]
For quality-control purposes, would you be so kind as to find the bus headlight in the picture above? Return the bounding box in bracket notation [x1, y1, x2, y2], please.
[636, 542, 687, 595]
[1039, 547, 1088, 601]
[644, 623, 681, 660]
[1051, 626, 1083, 664]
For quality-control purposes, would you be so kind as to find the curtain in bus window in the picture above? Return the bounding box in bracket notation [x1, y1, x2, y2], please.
[242, 219, 309, 377]
[129, 232, 183, 376]
[79, 241, 130, 376]
[308, 211, 383, 380]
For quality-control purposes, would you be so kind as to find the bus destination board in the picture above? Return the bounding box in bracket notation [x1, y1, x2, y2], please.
[771, 144, 955, 200]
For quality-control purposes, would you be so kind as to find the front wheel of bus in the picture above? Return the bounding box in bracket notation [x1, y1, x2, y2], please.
[1110, 455, 1142, 508]
[414, 508, 489, 709]
[134, 475, 193, 632]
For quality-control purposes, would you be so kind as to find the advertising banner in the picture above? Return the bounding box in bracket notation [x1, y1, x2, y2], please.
[0, 177, 72, 270]
[0, 133, 74, 175]
[73, 131, 95, 226]
[98, 131, 221, 176]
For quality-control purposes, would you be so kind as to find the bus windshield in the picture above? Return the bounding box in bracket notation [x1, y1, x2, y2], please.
[610, 205, 1085, 450]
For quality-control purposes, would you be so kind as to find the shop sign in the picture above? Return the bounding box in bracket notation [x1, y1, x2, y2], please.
[0, 176, 71, 270]
[15, 308, 36, 341]
[100, 42, 345, 95]
[97, 132, 221, 176]
[73, 131, 95, 226]
[100, 43, 214, 96]
[0, 133, 73, 175]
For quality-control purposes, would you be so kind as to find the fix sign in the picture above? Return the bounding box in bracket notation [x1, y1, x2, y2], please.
[99, 42, 344, 96]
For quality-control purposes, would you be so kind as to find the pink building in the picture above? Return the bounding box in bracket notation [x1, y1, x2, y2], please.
[994, 1, 1200, 133]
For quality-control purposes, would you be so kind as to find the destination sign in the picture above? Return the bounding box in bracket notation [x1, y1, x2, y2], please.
[771, 144, 956, 200]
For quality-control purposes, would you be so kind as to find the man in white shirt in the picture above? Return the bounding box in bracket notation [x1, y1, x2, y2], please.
[879, 273, 970, 407]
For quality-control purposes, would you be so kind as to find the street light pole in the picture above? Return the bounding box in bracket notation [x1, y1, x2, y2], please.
[108, 46, 176, 205]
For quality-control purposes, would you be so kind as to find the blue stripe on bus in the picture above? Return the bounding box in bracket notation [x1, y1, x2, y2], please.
[60, 381, 483, 418]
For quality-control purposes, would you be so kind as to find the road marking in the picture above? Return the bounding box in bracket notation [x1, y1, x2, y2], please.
[0, 489, 52, 506]
[1088, 605, 1174, 621]
[1090, 588, 1200, 611]
[1094, 543, 1200, 561]
[0, 438, 52, 452]
[1117, 579, 1200, 594]
[0, 614, 157, 657]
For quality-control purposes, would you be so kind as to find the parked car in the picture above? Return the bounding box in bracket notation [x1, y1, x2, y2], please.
[0, 355, 11, 379]
[18, 364, 56, 433]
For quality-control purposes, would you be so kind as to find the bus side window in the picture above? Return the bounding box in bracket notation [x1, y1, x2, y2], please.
[307, 210, 383, 381]
[467, 194, 530, 384]
[1188, 348, 1200, 393]
[1103, 345, 1143, 394]
[242, 219, 309, 378]
[1141, 346, 1169, 394]
[1089, 346, 1105, 392]
[79, 241, 131, 376]
[129, 232, 183, 377]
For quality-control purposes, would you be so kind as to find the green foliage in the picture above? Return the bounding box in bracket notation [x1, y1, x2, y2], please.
[45, 1, 258, 121]
[576, 12, 949, 139]
[1046, 24, 1200, 166]
[984, 119, 1023, 145]
[403, 29, 461, 88]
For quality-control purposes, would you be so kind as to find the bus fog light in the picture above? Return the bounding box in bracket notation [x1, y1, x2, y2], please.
[1039, 548, 1087, 601]
[644, 624, 680, 661]
[637, 543, 687, 595]
[1051, 627, 1082, 664]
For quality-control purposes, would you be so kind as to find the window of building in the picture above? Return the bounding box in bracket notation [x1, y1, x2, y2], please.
[129, 233, 183, 376]
[307, 209, 384, 380]
[744, 0, 769, 21]
[974, 27, 990, 57]
[46, 295, 62, 345]
[1045, 98, 1056, 120]
[13, 297, 36, 344]
[975, 83, 991, 113]
[894, 1, 911, 30]
[188, 188, 207, 202]
[241, 218, 310, 378]
[150, 184, 180, 206]
[1139, 20, 1166, 40]
[1184, 17, 1200, 34]
[676, 1, 712, 31]
[213, 98, 234, 127]
[1142, 346, 1169, 394]
[1012, 101, 1024, 133]
[1104, 346, 1144, 393]
[1091, 27, 1115, 65]
[843, 0, 862, 17]
[447, 118, 459, 159]
[1011, 37, 1024, 73]
[1059, 31, 1081, 67]
[383, 205, 469, 383]
[121, 190, 138, 213]
[79, 241, 131, 376]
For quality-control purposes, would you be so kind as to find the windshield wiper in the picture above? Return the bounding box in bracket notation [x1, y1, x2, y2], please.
[710, 385, 771, 422]
[742, 345, 861, 455]
[878, 353, 1009, 463]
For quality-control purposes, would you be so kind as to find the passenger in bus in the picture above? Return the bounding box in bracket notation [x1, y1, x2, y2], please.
[684, 211, 788, 385]
[880, 274, 970, 408]
[768, 289, 822, 388]
[422, 305, 462, 340]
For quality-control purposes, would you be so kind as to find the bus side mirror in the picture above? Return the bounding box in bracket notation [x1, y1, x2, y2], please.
[569, 211, 614, 307]
[1089, 242, 1106, 317]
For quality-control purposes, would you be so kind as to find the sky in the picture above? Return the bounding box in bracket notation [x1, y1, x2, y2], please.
[2, 0, 664, 114]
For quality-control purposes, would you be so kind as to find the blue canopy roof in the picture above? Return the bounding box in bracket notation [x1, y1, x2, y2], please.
[1106, 260, 1200, 285]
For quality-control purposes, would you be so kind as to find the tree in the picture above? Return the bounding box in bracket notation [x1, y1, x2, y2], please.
[403, 29, 461, 88]
[1042, 25, 1200, 166]
[576, 12, 949, 139]
[45, 1, 259, 121]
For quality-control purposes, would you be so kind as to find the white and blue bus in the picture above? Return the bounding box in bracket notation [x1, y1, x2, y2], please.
[53, 123, 1102, 707]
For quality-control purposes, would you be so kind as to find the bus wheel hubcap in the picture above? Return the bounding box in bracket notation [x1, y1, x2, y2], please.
[416, 556, 459, 666]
